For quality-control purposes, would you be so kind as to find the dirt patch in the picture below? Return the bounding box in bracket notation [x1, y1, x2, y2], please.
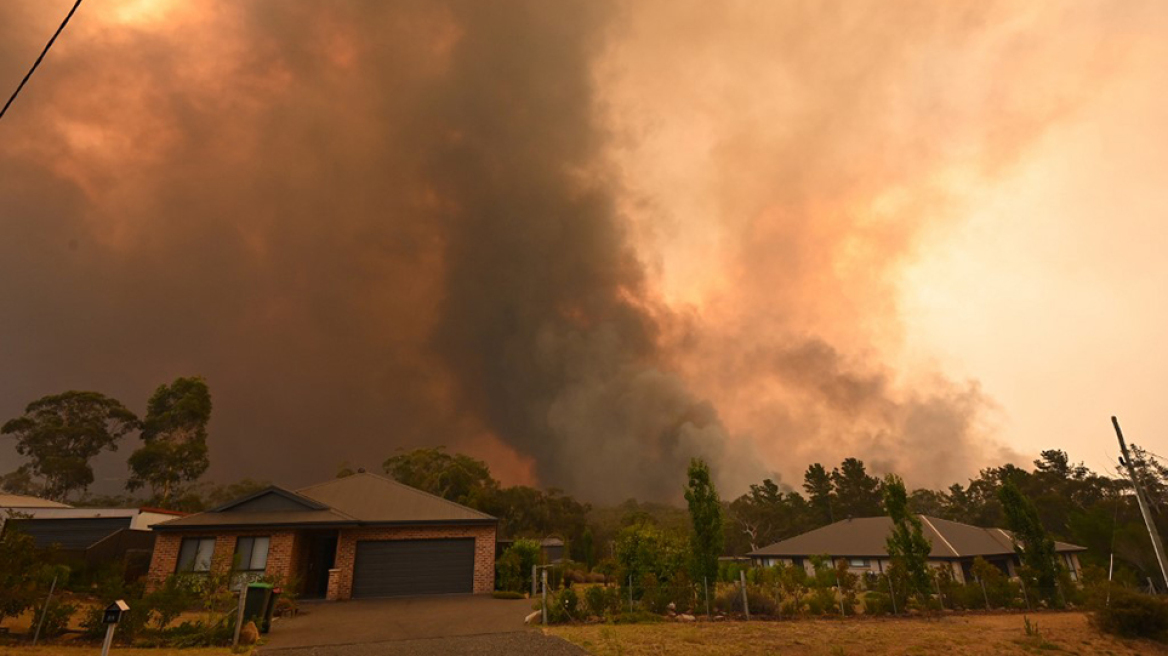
[549, 611, 1168, 655]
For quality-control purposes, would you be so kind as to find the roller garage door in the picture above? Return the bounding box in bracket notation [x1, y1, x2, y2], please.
[352, 538, 475, 598]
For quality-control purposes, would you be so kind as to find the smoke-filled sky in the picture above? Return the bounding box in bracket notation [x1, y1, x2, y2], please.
[2, 1, 1166, 503]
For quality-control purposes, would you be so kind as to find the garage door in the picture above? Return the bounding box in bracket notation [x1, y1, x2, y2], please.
[352, 538, 475, 598]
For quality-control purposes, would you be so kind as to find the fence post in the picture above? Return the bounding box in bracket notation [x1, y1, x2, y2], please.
[704, 576, 710, 618]
[833, 560, 845, 616]
[232, 582, 247, 648]
[979, 576, 990, 610]
[541, 569, 549, 625]
[887, 574, 898, 615]
[532, 565, 538, 598]
[740, 570, 750, 620]
[629, 575, 634, 611]
[1019, 577, 1031, 611]
[31, 573, 58, 646]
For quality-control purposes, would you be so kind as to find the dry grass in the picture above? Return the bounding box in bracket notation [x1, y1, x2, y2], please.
[549, 611, 1168, 656]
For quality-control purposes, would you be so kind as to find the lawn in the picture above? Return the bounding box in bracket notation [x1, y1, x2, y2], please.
[0, 650, 236, 656]
[549, 611, 1168, 656]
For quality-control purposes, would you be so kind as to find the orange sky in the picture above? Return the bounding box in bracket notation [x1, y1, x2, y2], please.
[2, 1, 1165, 500]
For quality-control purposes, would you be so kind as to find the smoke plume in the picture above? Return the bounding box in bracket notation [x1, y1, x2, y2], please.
[0, 1, 1151, 501]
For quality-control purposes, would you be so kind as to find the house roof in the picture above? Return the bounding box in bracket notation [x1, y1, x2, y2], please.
[747, 515, 1086, 559]
[0, 494, 72, 509]
[155, 472, 495, 531]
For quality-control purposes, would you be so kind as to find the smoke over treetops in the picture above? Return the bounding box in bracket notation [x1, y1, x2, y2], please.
[0, 1, 1148, 502]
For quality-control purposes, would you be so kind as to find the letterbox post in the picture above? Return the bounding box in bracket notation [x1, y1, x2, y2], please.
[100, 600, 129, 656]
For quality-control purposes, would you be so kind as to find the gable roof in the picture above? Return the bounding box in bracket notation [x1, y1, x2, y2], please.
[296, 472, 496, 523]
[748, 515, 1086, 559]
[0, 494, 72, 509]
[154, 473, 494, 531]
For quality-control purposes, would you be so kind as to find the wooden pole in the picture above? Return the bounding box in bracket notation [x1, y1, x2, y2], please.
[31, 573, 57, 646]
[739, 570, 750, 620]
[1113, 416, 1168, 592]
[100, 624, 116, 656]
[704, 576, 710, 618]
[232, 584, 246, 647]
[832, 559, 845, 616]
[541, 569, 549, 625]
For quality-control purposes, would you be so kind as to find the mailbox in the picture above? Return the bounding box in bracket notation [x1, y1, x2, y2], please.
[103, 600, 130, 625]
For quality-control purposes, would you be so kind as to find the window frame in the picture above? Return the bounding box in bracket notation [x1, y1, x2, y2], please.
[176, 537, 216, 574]
[233, 536, 271, 573]
[848, 558, 870, 568]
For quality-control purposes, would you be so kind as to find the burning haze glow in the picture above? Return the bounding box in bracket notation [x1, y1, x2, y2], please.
[1, 0, 1166, 502]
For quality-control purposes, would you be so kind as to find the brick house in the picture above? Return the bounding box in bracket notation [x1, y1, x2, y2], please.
[147, 472, 496, 600]
[748, 515, 1086, 584]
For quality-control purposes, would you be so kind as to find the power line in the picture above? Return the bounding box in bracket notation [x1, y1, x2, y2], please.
[0, 0, 84, 121]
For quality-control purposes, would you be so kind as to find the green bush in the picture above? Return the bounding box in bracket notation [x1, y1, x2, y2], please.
[863, 591, 893, 615]
[81, 602, 148, 643]
[608, 610, 665, 624]
[1092, 588, 1168, 641]
[713, 582, 775, 615]
[30, 599, 77, 639]
[146, 575, 195, 630]
[806, 587, 839, 616]
[496, 539, 542, 593]
[545, 588, 579, 624]
[582, 584, 621, 617]
[492, 590, 525, 599]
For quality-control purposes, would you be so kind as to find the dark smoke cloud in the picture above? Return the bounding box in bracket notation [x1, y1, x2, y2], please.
[0, 1, 1142, 502]
[0, 0, 756, 503]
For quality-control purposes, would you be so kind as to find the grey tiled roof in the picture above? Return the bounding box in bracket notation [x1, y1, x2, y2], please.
[155, 473, 495, 531]
[748, 515, 1086, 559]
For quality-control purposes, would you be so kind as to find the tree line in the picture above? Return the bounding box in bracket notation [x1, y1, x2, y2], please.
[1, 378, 213, 507]
[4, 380, 1167, 589]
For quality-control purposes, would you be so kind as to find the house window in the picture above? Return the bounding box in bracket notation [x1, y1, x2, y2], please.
[177, 538, 216, 573]
[234, 536, 271, 572]
[848, 558, 870, 568]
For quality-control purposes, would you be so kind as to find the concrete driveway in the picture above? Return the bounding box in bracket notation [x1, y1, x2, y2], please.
[259, 595, 583, 654]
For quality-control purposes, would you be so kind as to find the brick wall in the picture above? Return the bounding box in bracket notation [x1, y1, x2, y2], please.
[332, 524, 497, 600]
[145, 529, 303, 591]
[147, 524, 496, 599]
[146, 532, 183, 591]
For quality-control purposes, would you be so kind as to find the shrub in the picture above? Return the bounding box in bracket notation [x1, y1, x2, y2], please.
[146, 575, 195, 630]
[81, 602, 149, 643]
[608, 610, 665, 624]
[807, 587, 839, 616]
[863, 591, 893, 615]
[970, 557, 1018, 609]
[582, 584, 621, 617]
[713, 582, 775, 615]
[1092, 588, 1168, 641]
[545, 588, 579, 624]
[496, 539, 542, 593]
[30, 599, 77, 639]
[492, 591, 525, 600]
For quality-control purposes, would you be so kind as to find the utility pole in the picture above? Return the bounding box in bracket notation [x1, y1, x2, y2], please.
[1112, 415, 1168, 592]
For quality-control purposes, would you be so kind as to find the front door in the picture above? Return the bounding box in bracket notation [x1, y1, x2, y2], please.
[303, 532, 338, 598]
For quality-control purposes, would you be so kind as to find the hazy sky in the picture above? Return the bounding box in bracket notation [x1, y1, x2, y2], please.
[1, 1, 1165, 502]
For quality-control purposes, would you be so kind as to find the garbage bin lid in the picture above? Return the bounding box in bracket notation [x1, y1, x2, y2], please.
[247, 582, 274, 589]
